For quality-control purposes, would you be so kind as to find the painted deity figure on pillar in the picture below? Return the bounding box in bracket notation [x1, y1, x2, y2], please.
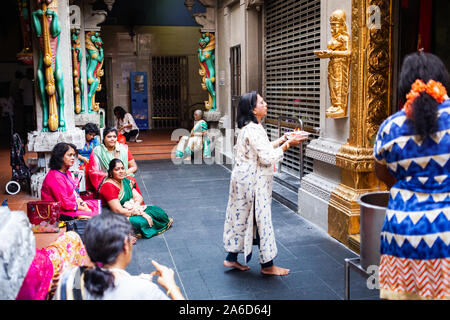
[85, 31, 104, 113]
[314, 9, 351, 119]
[71, 28, 84, 114]
[17, 0, 33, 65]
[32, 0, 66, 132]
[198, 32, 216, 111]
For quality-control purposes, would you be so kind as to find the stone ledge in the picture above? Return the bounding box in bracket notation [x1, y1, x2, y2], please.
[74, 112, 100, 127]
[300, 172, 339, 203]
[27, 128, 85, 153]
[305, 138, 343, 165]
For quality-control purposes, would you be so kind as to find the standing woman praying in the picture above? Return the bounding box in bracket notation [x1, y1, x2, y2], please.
[223, 91, 307, 275]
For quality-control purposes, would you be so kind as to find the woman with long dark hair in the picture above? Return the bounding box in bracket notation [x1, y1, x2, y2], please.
[41, 142, 101, 220]
[374, 51, 450, 300]
[223, 91, 308, 275]
[55, 213, 184, 300]
[98, 158, 173, 239]
[114, 106, 139, 142]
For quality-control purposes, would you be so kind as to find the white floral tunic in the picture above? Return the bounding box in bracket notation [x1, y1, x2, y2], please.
[223, 122, 284, 264]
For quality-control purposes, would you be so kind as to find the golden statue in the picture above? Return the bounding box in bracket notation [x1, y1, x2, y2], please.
[314, 9, 351, 119]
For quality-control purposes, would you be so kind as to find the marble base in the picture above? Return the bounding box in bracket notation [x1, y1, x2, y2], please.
[0, 207, 35, 299]
[204, 110, 222, 122]
[298, 137, 343, 232]
[305, 137, 342, 165]
[298, 173, 339, 232]
[74, 112, 100, 128]
[27, 128, 85, 153]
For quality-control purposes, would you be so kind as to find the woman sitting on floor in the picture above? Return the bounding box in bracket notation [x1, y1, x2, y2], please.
[54, 213, 184, 300]
[98, 158, 173, 239]
[16, 231, 90, 300]
[41, 142, 101, 220]
[87, 127, 140, 194]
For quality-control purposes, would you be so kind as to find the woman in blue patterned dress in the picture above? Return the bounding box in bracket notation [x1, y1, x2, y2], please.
[374, 52, 450, 300]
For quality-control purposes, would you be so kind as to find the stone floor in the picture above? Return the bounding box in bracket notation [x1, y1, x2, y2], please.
[126, 159, 380, 300]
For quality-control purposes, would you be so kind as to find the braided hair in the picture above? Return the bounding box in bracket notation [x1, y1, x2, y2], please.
[82, 213, 133, 297]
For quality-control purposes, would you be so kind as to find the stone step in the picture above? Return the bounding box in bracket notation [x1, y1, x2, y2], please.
[129, 145, 176, 154]
[274, 172, 301, 192]
[272, 179, 298, 212]
[134, 153, 173, 160]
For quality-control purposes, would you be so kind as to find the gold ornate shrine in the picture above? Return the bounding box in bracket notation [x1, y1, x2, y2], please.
[328, 0, 393, 247]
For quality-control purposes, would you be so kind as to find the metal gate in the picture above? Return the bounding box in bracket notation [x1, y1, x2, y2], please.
[151, 56, 188, 129]
[264, 0, 321, 177]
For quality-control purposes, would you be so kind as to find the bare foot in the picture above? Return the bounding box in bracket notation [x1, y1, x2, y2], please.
[261, 265, 290, 276]
[223, 260, 250, 271]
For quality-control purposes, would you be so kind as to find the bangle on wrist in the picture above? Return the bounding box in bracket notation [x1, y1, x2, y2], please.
[166, 285, 179, 297]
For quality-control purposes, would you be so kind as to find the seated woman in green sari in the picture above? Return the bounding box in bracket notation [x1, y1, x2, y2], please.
[98, 158, 173, 238]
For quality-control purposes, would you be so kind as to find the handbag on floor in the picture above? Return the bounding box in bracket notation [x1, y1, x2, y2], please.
[26, 201, 61, 233]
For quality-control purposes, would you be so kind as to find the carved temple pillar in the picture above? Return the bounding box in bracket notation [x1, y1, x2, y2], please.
[327, 0, 393, 247]
[193, 1, 221, 125]
[73, 0, 109, 127]
[27, 0, 85, 197]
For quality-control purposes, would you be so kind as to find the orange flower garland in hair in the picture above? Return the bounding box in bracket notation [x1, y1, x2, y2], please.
[403, 79, 447, 118]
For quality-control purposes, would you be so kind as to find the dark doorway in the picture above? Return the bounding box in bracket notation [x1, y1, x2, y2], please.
[394, 0, 450, 111]
[151, 56, 187, 129]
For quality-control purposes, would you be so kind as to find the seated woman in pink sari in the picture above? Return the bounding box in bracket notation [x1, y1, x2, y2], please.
[16, 231, 90, 300]
[87, 127, 141, 195]
[41, 142, 101, 220]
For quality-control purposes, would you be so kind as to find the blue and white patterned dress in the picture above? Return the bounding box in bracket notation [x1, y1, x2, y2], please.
[374, 99, 450, 300]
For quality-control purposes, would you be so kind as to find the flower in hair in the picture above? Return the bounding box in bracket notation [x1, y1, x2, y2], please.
[403, 79, 447, 118]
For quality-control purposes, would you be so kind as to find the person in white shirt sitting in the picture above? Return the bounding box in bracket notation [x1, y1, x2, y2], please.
[114, 106, 140, 142]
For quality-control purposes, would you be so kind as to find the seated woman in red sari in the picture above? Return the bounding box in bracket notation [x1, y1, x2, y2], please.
[41, 142, 101, 220]
[87, 127, 141, 194]
[99, 158, 173, 239]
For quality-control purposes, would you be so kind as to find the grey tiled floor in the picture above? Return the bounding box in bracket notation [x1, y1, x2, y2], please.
[126, 159, 380, 300]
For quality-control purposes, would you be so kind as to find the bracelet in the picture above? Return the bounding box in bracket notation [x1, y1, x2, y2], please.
[166, 285, 179, 297]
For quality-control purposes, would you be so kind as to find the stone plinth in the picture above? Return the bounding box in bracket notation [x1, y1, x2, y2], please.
[74, 111, 100, 127]
[0, 207, 35, 300]
[27, 128, 85, 153]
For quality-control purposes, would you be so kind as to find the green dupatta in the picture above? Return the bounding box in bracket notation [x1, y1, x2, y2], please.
[93, 143, 134, 177]
[118, 178, 134, 205]
[117, 178, 172, 239]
